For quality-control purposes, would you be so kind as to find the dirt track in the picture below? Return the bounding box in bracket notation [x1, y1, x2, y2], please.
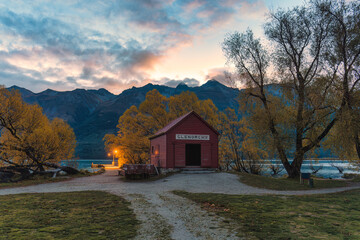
[1, 170, 360, 239]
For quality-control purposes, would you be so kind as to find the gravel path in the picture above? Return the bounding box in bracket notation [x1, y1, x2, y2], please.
[1, 171, 359, 239]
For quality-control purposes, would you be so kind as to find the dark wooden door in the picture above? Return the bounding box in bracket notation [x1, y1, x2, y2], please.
[185, 144, 201, 166]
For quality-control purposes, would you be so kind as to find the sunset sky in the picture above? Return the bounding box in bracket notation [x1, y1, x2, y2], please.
[0, 0, 299, 94]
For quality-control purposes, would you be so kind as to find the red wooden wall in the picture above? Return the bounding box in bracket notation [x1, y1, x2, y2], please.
[150, 134, 167, 167]
[150, 113, 218, 168]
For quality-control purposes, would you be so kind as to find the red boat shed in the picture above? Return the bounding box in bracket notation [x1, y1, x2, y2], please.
[149, 111, 219, 169]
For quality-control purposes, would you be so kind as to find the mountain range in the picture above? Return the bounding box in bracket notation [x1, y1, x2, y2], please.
[8, 80, 240, 158]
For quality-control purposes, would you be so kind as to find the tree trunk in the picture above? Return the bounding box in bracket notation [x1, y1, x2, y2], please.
[267, 112, 293, 176]
[60, 166, 80, 175]
[290, 75, 305, 179]
[354, 133, 360, 160]
[39, 164, 45, 172]
[0, 167, 31, 182]
[43, 162, 80, 175]
[289, 151, 304, 178]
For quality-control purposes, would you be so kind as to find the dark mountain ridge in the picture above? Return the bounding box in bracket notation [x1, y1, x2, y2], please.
[8, 80, 240, 158]
[6, 82, 334, 159]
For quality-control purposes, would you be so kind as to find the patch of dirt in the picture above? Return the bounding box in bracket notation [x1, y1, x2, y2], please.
[123, 192, 242, 240]
[125, 193, 173, 240]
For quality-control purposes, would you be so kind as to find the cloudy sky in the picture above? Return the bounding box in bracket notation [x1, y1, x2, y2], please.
[0, 0, 299, 94]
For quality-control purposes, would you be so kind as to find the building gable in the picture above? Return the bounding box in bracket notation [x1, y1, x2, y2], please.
[149, 111, 219, 140]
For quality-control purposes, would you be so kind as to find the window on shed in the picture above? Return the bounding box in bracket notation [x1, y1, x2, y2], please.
[151, 146, 154, 154]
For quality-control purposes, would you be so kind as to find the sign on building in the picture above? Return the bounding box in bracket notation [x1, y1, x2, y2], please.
[176, 134, 210, 140]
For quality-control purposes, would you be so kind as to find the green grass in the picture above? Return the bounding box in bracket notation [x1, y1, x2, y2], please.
[0, 175, 73, 189]
[352, 175, 360, 182]
[343, 173, 360, 182]
[174, 190, 360, 240]
[0, 191, 138, 240]
[237, 172, 348, 190]
[0, 169, 105, 189]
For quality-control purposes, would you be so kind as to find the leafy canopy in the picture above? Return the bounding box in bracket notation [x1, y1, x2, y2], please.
[0, 88, 76, 171]
[104, 90, 221, 164]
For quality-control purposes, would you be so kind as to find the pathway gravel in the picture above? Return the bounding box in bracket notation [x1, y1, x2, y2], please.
[1, 171, 359, 239]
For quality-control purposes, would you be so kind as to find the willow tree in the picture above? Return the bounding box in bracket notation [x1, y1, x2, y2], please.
[222, 0, 358, 178]
[219, 108, 268, 173]
[317, 0, 360, 162]
[0, 88, 76, 173]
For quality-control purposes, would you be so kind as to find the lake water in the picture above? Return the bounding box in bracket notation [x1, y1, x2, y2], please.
[61, 159, 359, 179]
[263, 160, 359, 179]
[60, 159, 113, 172]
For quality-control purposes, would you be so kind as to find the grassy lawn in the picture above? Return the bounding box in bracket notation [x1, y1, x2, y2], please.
[174, 190, 360, 240]
[0, 191, 138, 240]
[0, 169, 104, 189]
[237, 172, 348, 190]
[0, 175, 73, 189]
[343, 174, 360, 182]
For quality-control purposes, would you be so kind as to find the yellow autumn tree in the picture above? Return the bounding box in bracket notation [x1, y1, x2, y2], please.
[104, 89, 222, 165]
[139, 89, 169, 128]
[0, 88, 76, 172]
[324, 101, 360, 166]
[104, 106, 151, 164]
[219, 108, 268, 173]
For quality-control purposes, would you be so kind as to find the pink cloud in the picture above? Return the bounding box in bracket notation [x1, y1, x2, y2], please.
[205, 67, 243, 88]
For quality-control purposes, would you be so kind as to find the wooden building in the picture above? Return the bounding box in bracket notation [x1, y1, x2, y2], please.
[149, 111, 219, 169]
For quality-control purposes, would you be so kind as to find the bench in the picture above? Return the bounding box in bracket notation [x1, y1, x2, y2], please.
[119, 164, 158, 179]
[300, 172, 314, 187]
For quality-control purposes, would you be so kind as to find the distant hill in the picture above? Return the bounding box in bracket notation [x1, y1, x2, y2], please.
[8, 80, 240, 158]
